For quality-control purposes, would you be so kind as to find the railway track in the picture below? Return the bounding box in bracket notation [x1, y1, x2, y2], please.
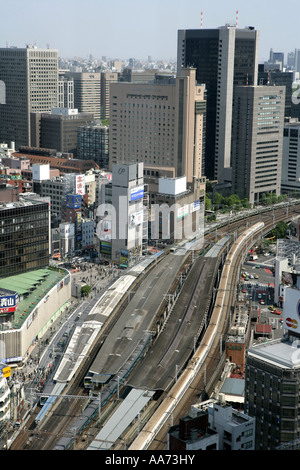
[10, 203, 300, 450]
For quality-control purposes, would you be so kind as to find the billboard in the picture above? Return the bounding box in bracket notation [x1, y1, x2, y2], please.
[75, 174, 85, 195]
[177, 205, 189, 219]
[100, 241, 111, 255]
[129, 210, 144, 227]
[130, 185, 144, 202]
[283, 287, 300, 333]
[66, 194, 81, 209]
[0, 364, 11, 378]
[0, 292, 18, 314]
[190, 200, 201, 213]
[98, 219, 112, 241]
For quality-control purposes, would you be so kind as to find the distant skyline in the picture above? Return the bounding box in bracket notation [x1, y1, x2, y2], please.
[2, 0, 300, 63]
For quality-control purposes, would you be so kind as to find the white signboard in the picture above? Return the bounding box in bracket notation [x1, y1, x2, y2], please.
[76, 174, 85, 195]
[283, 287, 300, 333]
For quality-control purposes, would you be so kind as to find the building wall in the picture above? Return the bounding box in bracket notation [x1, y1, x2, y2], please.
[0, 201, 50, 279]
[231, 85, 285, 204]
[0, 272, 71, 359]
[109, 68, 205, 183]
[281, 118, 300, 193]
[100, 72, 119, 120]
[177, 26, 259, 182]
[0, 46, 58, 149]
[67, 72, 101, 120]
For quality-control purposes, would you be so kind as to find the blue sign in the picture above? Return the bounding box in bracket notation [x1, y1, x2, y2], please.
[66, 194, 81, 209]
[0, 293, 18, 309]
[130, 185, 144, 202]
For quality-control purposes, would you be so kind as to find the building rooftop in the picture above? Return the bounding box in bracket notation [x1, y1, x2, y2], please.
[0, 267, 68, 329]
[248, 336, 300, 369]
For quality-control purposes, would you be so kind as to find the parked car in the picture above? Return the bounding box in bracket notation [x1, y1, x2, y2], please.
[273, 309, 281, 315]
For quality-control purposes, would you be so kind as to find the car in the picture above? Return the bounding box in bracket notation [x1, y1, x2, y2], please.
[254, 274, 259, 279]
[273, 309, 281, 315]
[259, 299, 265, 305]
[255, 265, 260, 269]
[268, 306, 275, 311]
[250, 274, 254, 279]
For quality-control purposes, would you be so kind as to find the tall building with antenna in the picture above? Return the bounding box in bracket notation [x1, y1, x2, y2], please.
[0, 45, 59, 149]
[177, 22, 259, 183]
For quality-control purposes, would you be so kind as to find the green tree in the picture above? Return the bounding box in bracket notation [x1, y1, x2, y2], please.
[213, 191, 223, 205]
[205, 194, 212, 211]
[81, 285, 92, 297]
[270, 221, 288, 239]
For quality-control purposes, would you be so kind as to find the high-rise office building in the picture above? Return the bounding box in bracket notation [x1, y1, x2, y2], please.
[258, 65, 293, 117]
[58, 72, 74, 109]
[0, 198, 50, 279]
[66, 72, 101, 120]
[281, 117, 300, 194]
[100, 72, 119, 120]
[231, 85, 285, 205]
[109, 68, 206, 183]
[37, 108, 94, 157]
[177, 25, 259, 182]
[0, 45, 59, 149]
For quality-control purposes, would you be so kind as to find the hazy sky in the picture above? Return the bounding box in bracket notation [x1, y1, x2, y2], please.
[2, 0, 300, 62]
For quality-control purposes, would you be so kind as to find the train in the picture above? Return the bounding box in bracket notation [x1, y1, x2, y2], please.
[53, 222, 263, 449]
[128, 222, 264, 450]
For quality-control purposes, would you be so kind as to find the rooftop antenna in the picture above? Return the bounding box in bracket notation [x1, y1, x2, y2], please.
[236, 10, 239, 28]
[201, 11, 203, 29]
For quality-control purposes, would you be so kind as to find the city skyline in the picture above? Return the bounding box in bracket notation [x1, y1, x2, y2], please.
[2, 0, 300, 63]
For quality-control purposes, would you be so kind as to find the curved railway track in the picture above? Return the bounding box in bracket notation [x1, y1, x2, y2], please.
[10, 202, 300, 450]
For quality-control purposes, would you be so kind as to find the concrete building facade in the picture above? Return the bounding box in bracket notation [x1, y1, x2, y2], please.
[66, 72, 101, 120]
[109, 68, 206, 184]
[281, 117, 300, 194]
[231, 85, 285, 204]
[0, 46, 59, 149]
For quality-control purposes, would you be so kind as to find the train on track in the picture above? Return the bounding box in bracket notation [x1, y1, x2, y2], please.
[128, 222, 264, 450]
[52, 222, 264, 450]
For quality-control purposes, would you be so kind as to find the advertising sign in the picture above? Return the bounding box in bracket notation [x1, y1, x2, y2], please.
[66, 194, 81, 209]
[129, 210, 144, 227]
[177, 205, 189, 219]
[0, 292, 18, 314]
[100, 241, 111, 255]
[190, 200, 200, 213]
[0, 365, 11, 378]
[283, 287, 300, 333]
[130, 185, 144, 202]
[75, 175, 85, 196]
